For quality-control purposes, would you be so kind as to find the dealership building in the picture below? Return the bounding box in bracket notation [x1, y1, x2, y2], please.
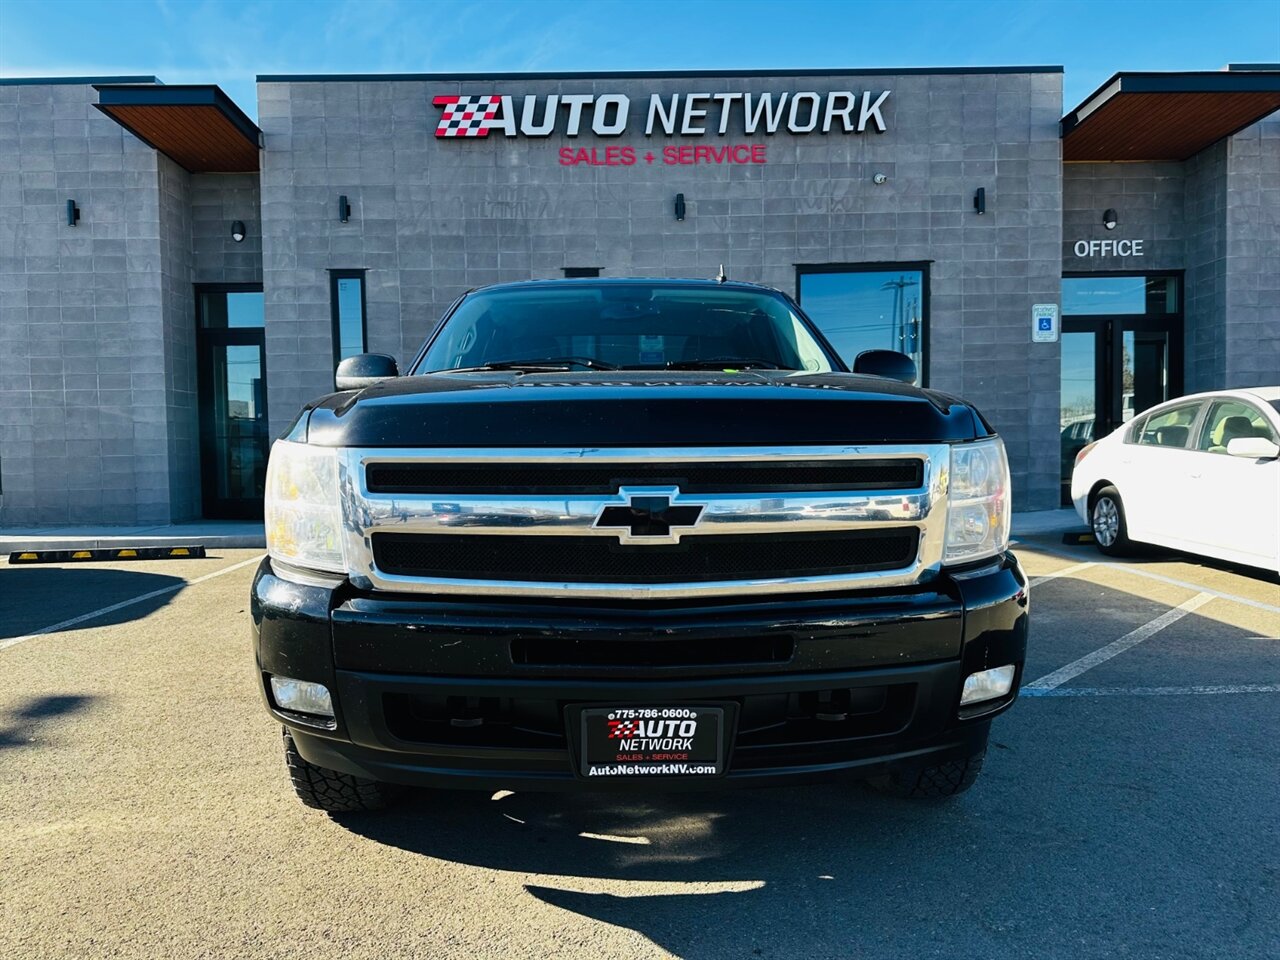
[0, 65, 1277, 524]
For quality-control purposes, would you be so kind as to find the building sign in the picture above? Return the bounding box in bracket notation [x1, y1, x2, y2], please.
[1031, 303, 1060, 343]
[432, 91, 891, 139]
[1072, 239, 1145, 257]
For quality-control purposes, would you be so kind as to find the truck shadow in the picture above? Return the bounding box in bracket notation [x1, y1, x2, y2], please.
[330, 602, 1278, 957]
[0, 567, 188, 639]
[0, 693, 96, 749]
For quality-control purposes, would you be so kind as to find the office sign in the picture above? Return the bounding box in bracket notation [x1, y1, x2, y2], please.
[433, 90, 891, 138]
[1072, 239, 1145, 257]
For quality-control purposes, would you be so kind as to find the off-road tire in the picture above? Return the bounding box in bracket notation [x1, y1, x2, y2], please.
[283, 728, 394, 812]
[1090, 485, 1133, 557]
[868, 749, 986, 798]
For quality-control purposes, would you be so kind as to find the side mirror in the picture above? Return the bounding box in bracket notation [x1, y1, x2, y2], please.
[852, 349, 917, 384]
[335, 353, 399, 391]
[1226, 436, 1280, 460]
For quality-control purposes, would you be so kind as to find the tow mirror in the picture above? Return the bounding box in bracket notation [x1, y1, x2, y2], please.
[853, 349, 917, 384]
[335, 353, 399, 391]
[1226, 436, 1280, 460]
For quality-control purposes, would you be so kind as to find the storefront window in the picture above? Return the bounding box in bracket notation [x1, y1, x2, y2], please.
[797, 265, 927, 383]
[199, 290, 264, 328]
[1061, 275, 1178, 316]
[330, 270, 367, 368]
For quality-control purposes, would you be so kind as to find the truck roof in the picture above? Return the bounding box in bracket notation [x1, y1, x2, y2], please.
[465, 277, 783, 294]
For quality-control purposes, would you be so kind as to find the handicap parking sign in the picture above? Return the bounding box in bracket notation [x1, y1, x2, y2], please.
[1032, 304, 1059, 343]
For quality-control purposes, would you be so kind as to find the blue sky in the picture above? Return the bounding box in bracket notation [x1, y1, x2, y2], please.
[1, 0, 1276, 119]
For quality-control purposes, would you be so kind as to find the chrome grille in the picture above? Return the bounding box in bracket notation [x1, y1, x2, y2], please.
[338, 445, 949, 599]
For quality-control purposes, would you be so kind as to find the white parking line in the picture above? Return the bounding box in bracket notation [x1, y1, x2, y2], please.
[0, 555, 263, 653]
[1024, 683, 1280, 697]
[1017, 543, 1280, 616]
[1023, 592, 1215, 691]
[1029, 561, 1095, 587]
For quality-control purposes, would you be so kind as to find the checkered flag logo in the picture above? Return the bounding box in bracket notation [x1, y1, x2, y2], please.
[607, 719, 639, 739]
[433, 95, 502, 137]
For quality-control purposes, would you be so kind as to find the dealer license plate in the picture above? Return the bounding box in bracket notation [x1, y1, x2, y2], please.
[579, 705, 725, 778]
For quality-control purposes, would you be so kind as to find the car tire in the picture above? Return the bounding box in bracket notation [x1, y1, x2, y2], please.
[283, 728, 396, 813]
[1090, 485, 1133, 557]
[867, 748, 986, 799]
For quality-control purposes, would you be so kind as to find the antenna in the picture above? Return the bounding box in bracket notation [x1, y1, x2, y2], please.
[716, 264, 727, 284]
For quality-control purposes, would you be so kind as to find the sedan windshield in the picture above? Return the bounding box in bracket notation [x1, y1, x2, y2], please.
[415, 283, 836, 373]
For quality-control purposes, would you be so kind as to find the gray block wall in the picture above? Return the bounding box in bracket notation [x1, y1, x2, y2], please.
[1184, 144, 1228, 393]
[0, 80, 177, 525]
[0, 81, 263, 526]
[1224, 112, 1280, 388]
[258, 71, 1064, 510]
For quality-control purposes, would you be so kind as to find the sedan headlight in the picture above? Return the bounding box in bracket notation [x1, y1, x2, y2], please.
[265, 440, 345, 573]
[944, 437, 1011, 564]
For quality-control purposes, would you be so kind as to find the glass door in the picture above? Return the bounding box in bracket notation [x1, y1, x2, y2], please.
[196, 286, 268, 519]
[1059, 273, 1183, 503]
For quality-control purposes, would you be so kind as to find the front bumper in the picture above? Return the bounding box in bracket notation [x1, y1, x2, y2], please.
[251, 554, 1028, 791]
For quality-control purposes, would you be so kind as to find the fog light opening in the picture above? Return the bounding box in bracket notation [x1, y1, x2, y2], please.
[960, 664, 1016, 706]
[269, 676, 335, 718]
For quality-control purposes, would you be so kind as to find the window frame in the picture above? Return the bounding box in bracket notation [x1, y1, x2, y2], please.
[1195, 398, 1280, 454]
[795, 261, 932, 386]
[329, 269, 368, 369]
[1129, 400, 1204, 451]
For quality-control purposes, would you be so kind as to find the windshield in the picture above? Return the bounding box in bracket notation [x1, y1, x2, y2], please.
[414, 283, 837, 373]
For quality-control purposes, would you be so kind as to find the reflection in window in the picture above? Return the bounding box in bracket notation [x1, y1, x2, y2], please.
[1197, 401, 1278, 453]
[199, 291, 264, 328]
[797, 267, 926, 383]
[331, 270, 367, 368]
[1062, 276, 1178, 316]
[1136, 404, 1199, 448]
[1121, 330, 1169, 422]
[214, 344, 266, 499]
[1059, 331, 1096, 495]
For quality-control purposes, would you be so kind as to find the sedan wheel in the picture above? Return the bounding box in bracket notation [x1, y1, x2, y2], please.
[1092, 497, 1119, 546]
[1090, 486, 1132, 557]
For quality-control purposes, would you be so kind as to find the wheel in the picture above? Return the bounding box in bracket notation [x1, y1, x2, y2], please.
[282, 728, 395, 812]
[1090, 485, 1133, 557]
[867, 748, 986, 799]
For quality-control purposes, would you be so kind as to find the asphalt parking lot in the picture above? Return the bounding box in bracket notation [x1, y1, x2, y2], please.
[1, 538, 1277, 959]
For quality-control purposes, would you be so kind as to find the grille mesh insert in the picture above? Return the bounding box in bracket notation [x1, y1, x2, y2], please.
[372, 529, 919, 584]
[366, 459, 923, 495]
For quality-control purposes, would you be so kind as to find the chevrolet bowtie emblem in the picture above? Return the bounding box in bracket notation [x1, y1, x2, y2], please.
[594, 487, 706, 544]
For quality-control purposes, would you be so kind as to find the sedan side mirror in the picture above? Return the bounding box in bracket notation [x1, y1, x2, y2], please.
[852, 349, 917, 384]
[335, 353, 399, 391]
[1226, 436, 1280, 460]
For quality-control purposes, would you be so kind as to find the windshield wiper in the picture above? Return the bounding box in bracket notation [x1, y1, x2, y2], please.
[659, 357, 783, 371]
[450, 356, 619, 373]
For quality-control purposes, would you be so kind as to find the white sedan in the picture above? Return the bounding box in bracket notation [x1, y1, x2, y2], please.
[1070, 387, 1280, 574]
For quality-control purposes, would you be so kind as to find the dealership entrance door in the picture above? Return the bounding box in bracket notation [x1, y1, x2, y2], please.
[1059, 273, 1183, 503]
[196, 285, 269, 519]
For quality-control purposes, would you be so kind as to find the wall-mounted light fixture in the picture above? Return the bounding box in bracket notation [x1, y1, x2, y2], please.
[66, 199, 80, 227]
[872, 173, 887, 185]
[1103, 208, 1118, 230]
[674, 193, 686, 221]
[973, 187, 986, 215]
[231, 220, 246, 243]
[338, 195, 351, 223]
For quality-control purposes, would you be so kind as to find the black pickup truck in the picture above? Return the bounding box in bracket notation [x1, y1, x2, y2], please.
[252, 278, 1027, 812]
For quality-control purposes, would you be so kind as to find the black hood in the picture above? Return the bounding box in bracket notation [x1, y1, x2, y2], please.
[301, 371, 990, 447]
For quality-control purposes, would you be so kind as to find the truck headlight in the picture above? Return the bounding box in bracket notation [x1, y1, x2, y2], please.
[265, 440, 345, 574]
[943, 437, 1011, 565]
